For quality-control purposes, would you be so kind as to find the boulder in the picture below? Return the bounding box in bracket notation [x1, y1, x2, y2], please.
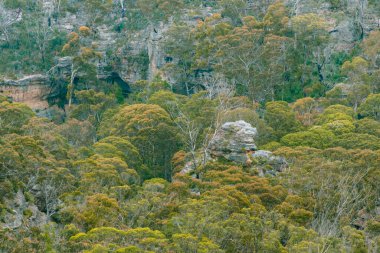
[209, 120, 258, 163]
[208, 121, 288, 175]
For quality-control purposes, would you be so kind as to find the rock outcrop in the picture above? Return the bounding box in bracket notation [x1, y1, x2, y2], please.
[208, 120, 287, 174]
[180, 121, 287, 176]
[0, 75, 51, 110]
[0, 57, 75, 112]
[209, 120, 258, 163]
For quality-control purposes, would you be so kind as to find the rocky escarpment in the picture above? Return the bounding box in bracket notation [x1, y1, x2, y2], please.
[2, 1, 380, 110]
[0, 75, 51, 110]
[0, 57, 72, 111]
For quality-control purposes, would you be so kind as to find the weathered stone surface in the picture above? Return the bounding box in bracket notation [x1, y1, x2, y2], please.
[209, 120, 258, 163]
[0, 75, 51, 110]
[148, 23, 166, 80]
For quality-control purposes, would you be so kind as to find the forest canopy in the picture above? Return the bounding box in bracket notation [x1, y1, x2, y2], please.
[0, 0, 380, 252]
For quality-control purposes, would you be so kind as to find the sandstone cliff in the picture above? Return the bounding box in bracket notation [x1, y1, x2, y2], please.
[1, 0, 379, 110]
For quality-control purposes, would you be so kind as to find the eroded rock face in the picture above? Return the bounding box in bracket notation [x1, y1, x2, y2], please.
[0, 75, 51, 110]
[209, 120, 258, 163]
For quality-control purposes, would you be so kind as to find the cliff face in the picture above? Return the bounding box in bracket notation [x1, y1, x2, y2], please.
[290, 0, 379, 50]
[0, 56, 72, 110]
[1, 0, 379, 110]
[0, 75, 51, 110]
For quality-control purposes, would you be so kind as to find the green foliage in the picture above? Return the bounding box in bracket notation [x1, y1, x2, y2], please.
[148, 90, 186, 113]
[136, 0, 184, 24]
[342, 226, 367, 253]
[99, 103, 181, 180]
[131, 77, 172, 103]
[0, 2, 66, 75]
[75, 155, 140, 193]
[82, 0, 113, 25]
[317, 104, 355, 124]
[292, 97, 319, 126]
[0, 101, 34, 134]
[358, 93, 380, 120]
[265, 101, 300, 139]
[70, 226, 168, 252]
[70, 89, 118, 125]
[94, 136, 144, 175]
[3, 0, 27, 8]
[220, 0, 248, 25]
[172, 233, 223, 253]
[333, 133, 380, 150]
[322, 120, 355, 135]
[366, 220, 380, 236]
[355, 118, 380, 137]
[58, 119, 96, 147]
[74, 194, 122, 230]
[328, 0, 347, 10]
[281, 127, 336, 149]
[61, 29, 102, 106]
[289, 209, 313, 226]
[1, 1, 380, 252]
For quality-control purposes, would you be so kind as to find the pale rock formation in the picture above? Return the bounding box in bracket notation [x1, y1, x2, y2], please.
[0, 75, 51, 110]
[180, 121, 287, 176]
[209, 120, 258, 164]
[208, 121, 287, 174]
